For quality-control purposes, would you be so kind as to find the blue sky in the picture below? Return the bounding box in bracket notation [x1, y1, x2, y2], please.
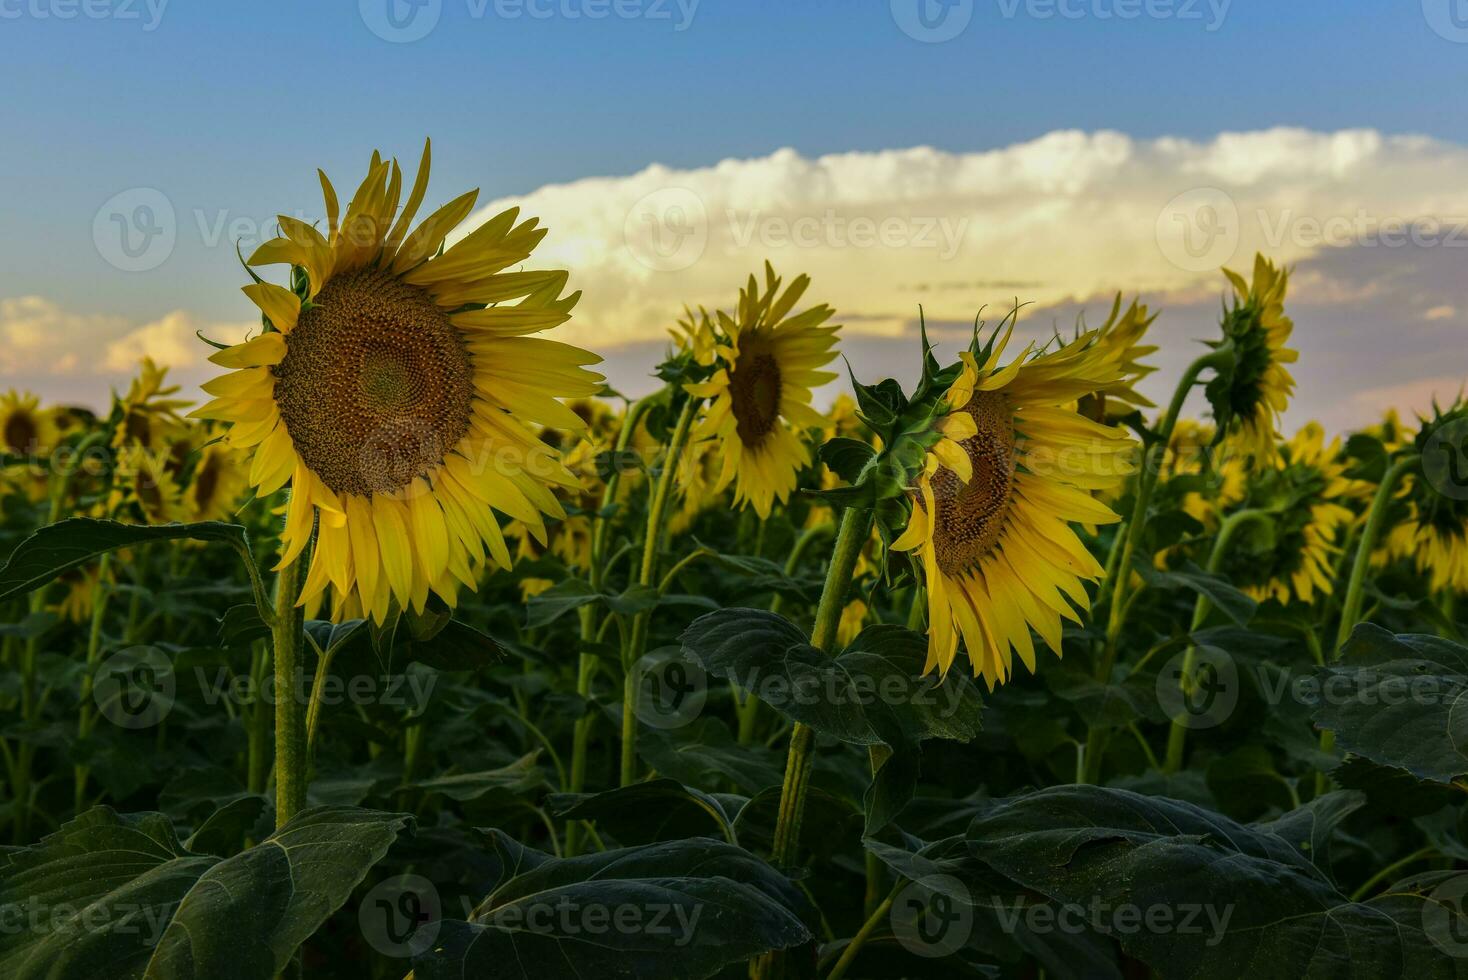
[2, 1, 1466, 427]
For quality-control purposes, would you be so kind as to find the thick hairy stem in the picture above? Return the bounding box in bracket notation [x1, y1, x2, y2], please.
[620, 397, 699, 787]
[270, 539, 309, 828]
[1163, 508, 1271, 772]
[767, 506, 873, 867]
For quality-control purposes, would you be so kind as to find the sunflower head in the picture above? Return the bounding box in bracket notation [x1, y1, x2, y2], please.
[193, 140, 603, 622]
[1219, 423, 1354, 604]
[684, 263, 840, 518]
[112, 358, 191, 454]
[1396, 402, 1468, 593]
[1203, 254, 1298, 460]
[1077, 294, 1159, 422]
[183, 438, 251, 522]
[0, 391, 59, 458]
[891, 314, 1137, 686]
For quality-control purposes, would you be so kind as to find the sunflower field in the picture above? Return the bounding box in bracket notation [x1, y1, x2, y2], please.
[3, 144, 1468, 980]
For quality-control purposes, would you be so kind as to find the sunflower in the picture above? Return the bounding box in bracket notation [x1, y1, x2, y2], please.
[1205, 255, 1298, 461]
[112, 446, 185, 525]
[1217, 423, 1356, 604]
[684, 264, 840, 519]
[1077, 294, 1158, 422]
[193, 141, 603, 622]
[893, 323, 1137, 685]
[0, 391, 59, 503]
[112, 358, 191, 454]
[1381, 405, 1468, 594]
[183, 438, 251, 522]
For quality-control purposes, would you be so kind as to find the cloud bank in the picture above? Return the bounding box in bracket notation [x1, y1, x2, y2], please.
[6, 126, 1466, 432]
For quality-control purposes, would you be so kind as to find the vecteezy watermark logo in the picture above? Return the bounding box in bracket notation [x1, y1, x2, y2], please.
[1424, 873, 1468, 957]
[1155, 187, 1239, 273]
[628, 646, 707, 729]
[360, 0, 442, 42]
[892, 874, 973, 958]
[0, 0, 169, 30]
[1424, 417, 1468, 502]
[1423, 0, 1468, 43]
[1156, 645, 1238, 731]
[93, 187, 175, 272]
[890, 0, 973, 42]
[360, 875, 442, 958]
[93, 645, 175, 729]
[623, 187, 708, 272]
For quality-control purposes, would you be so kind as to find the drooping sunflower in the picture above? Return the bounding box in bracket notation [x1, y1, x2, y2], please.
[1205, 255, 1298, 461]
[193, 141, 604, 621]
[1218, 422, 1357, 604]
[0, 391, 59, 458]
[685, 264, 840, 518]
[1381, 404, 1468, 594]
[893, 322, 1137, 686]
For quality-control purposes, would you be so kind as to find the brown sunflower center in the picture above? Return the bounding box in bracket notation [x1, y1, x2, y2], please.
[273, 268, 474, 497]
[929, 392, 1017, 576]
[730, 345, 782, 445]
[4, 412, 38, 455]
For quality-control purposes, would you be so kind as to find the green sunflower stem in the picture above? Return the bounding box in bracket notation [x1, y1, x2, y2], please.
[1163, 507, 1271, 773]
[768, 506, 873, 864]
[1315, 453, 1419, 794]
[566, 393, 655, 856]
[1085, 344, 1230, 784]
[754, 505, 870, 980]
[620, 395, 699, 788]
[739, 521, 835, 744]
[270, 534, 309, 828]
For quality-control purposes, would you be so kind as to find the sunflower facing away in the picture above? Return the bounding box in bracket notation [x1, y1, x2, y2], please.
[1220, 422, 1357, 605]
[685, 264, 840, 518]
[1381, 404, 1468, 594]
[1205, 254, 1298, 461]
[893, 322, 1137, 686]
[195, 140, 603, 621]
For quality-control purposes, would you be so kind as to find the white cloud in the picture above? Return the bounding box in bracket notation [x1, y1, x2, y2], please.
[0, 296, 252, 406]
[102, 311, 252, 374]
[459, 127, 1468, 354]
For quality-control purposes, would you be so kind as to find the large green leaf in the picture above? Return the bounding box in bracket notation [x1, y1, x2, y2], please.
[680, 610, 983, 749]
[965, 785, 1467, 979]
[548, 779, 738, 845]
[411, 832, 811, 979]
[1309, 624, 1468, 783]
[0, 805, 410, 979]
[0, 518, 251, 602]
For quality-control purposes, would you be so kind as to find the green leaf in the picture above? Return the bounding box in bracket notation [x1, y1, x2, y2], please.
[819, 437, 876, 484]
[0, 518, 250, 602]
[547, 779, 737, 845]
[217, 604, 269, 649]
[965, 785, 1465, 979]
[1308, 624, 1468, 783]
[1134, 559, 1257, 627]
[412, 833, 811, 980]
[637, 718, 784, 795]
[524, 578, 658, 628]
[680, 610, 983, 749]
[410, 752, 547, 803]
[0, 804, 410, 979]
